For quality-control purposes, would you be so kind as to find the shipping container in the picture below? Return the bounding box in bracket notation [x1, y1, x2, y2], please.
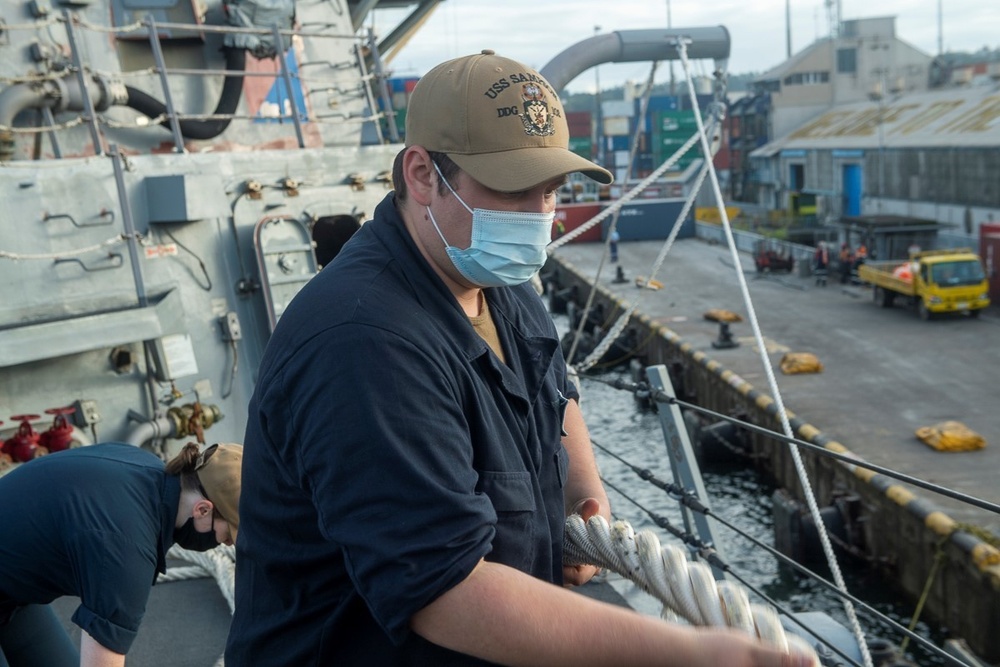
[601, 199, 694, 241]
[566, 111, 592, 138]
[603, 116, 631, 137]
[981, 223, 1000, 302]
[554, 203, 604, 243]
[569, 137, 593, 160]
[609, 135, 632, 152]
[652, 109, 700, 170]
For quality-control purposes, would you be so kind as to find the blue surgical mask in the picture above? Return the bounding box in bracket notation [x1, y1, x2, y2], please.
[426, 163, 555, 288]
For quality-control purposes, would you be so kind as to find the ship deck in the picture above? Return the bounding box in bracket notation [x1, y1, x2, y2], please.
[51, 563, 630, 666]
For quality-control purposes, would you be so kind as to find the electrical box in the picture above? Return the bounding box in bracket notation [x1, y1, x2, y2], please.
[149, 333, 200, 381]
[145, 174, 228, 223]
[72, 399, 101, 427]
[219, 312, 242, 341]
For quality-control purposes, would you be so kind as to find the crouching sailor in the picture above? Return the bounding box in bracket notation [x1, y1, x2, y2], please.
[0, 441, 242, 667]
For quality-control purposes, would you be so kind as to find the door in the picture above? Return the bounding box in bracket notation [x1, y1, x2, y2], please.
[842, 164, 862, 217]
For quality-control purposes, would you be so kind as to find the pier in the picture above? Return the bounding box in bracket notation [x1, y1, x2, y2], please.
[545, 234, 1000, 662]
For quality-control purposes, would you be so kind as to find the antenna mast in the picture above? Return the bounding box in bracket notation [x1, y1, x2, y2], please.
[785, 0, 792, 59]
[937, 0, 943, 55]
[824, 0, 841, 38]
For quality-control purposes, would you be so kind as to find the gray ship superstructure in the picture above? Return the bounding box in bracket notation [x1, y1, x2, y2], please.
[0, 0, 412, 457]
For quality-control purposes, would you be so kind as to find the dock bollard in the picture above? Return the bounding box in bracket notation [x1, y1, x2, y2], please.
[711, 322, 739, 349]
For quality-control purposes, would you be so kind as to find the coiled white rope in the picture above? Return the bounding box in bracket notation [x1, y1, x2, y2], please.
[160, 544, 237, 613]
[564, 514, 821, 665]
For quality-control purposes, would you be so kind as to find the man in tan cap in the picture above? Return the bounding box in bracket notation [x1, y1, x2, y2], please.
[228, 51, 814, 667]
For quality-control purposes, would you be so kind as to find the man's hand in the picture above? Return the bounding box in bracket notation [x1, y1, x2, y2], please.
[563, 497, 603, 587]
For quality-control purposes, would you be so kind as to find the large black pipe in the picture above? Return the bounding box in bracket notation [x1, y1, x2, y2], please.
[125, 47, 247, 140]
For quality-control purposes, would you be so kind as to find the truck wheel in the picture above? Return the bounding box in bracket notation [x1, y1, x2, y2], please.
[969, 308, 980, 318]
[872, 287, 881, 304]
[918, 301, 934, 320]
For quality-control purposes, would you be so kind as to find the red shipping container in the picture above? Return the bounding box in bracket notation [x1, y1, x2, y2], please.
[980, 223, 1000, 303]
[553, 203, 603, 243]
[565, 111, 592, 138]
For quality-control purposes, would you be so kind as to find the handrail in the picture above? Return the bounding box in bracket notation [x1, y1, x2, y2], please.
[0, 9, 393, 155]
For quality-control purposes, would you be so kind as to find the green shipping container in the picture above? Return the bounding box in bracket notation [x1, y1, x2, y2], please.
[652, 110, 700, 170]
[569, 136, 593, 160]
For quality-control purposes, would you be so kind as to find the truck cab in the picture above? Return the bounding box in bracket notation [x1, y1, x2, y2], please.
[858, 248, 990, 319]
[911, 249, 990, 318]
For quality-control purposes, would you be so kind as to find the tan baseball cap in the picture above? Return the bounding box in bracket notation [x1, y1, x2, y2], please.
[405, 50, 613, 193]
[195, 443, 243, 543]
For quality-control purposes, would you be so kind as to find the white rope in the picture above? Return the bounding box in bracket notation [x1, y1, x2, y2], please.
[0, 234, 133, 261]
[573, 160, 713, 373]
[564, 515, 820, 664]
[163, 544, 236, 613]
[0, 16, 63, 31]
[672, 40, 873, 667]
[547, 129, 703, 252]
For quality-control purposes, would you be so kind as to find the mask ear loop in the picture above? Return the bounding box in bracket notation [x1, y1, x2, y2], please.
[432, 161, 473, 213]
[425, 205, 453, 249]
[427, 160, 473, 250]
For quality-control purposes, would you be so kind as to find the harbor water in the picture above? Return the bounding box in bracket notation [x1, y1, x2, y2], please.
[553, 313, 951, 666]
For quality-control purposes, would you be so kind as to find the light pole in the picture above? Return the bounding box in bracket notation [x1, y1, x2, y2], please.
[869, 40, 889, 213]
[665, 1, 675, 96]
[867, 77, 886, 214]
[594, 25, 603, 169]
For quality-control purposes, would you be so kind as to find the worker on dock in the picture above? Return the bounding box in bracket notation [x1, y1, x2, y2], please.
[813, 241, 829, 286]
[839, 243, 854, 284]
[227, 50, 815, 667]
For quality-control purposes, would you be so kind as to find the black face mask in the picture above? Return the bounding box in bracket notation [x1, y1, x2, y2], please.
[173, 517, 219, 552]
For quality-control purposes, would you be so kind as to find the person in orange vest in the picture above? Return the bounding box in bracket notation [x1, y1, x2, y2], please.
[839, 243, 854, 284]
[854, 242, 868, 272]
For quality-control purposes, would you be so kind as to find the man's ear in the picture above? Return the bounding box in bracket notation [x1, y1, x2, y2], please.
[403, 146, 437, 207]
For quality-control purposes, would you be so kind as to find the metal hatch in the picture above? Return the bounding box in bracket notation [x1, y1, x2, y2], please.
[252, 215, 318, 331]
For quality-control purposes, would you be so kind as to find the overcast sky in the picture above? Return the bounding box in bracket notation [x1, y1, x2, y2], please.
[371, 0, 998, 93]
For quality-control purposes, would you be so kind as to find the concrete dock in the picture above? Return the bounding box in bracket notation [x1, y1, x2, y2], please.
[551, 236, 999, 535]
[546, 234, 1000, 661]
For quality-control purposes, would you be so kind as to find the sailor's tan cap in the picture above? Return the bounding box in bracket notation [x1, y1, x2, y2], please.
[405, 50, 613, 192]
[195, 443, 243, 543]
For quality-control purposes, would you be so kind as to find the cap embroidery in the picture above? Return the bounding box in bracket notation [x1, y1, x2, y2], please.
[520, 83, 555, 137]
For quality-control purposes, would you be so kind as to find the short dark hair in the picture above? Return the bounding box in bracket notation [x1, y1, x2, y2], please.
[392, 149, 460, 202]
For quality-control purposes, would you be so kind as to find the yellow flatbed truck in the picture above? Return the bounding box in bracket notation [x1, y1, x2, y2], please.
[857, 248, 990, 320]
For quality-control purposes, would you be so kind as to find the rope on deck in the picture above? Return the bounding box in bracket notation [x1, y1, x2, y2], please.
[160, 544, 236, 612]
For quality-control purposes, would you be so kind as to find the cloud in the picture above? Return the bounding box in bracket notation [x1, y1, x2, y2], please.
[373, 0, 998, 93]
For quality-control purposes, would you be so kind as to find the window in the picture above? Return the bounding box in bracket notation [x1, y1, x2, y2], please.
[837, 48, 857, 74]
[783, 71, 831, 86]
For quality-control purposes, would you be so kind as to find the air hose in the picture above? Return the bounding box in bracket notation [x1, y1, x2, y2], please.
[124, 47, 247, 140]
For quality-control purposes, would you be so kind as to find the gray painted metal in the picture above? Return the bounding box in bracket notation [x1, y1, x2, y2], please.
[646, 364, 726, 578]
[540, 27, 731, 93]
[0, 0, 401, 458]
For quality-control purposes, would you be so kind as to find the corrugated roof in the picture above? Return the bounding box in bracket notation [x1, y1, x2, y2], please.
[764, 85, 1000, 152]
